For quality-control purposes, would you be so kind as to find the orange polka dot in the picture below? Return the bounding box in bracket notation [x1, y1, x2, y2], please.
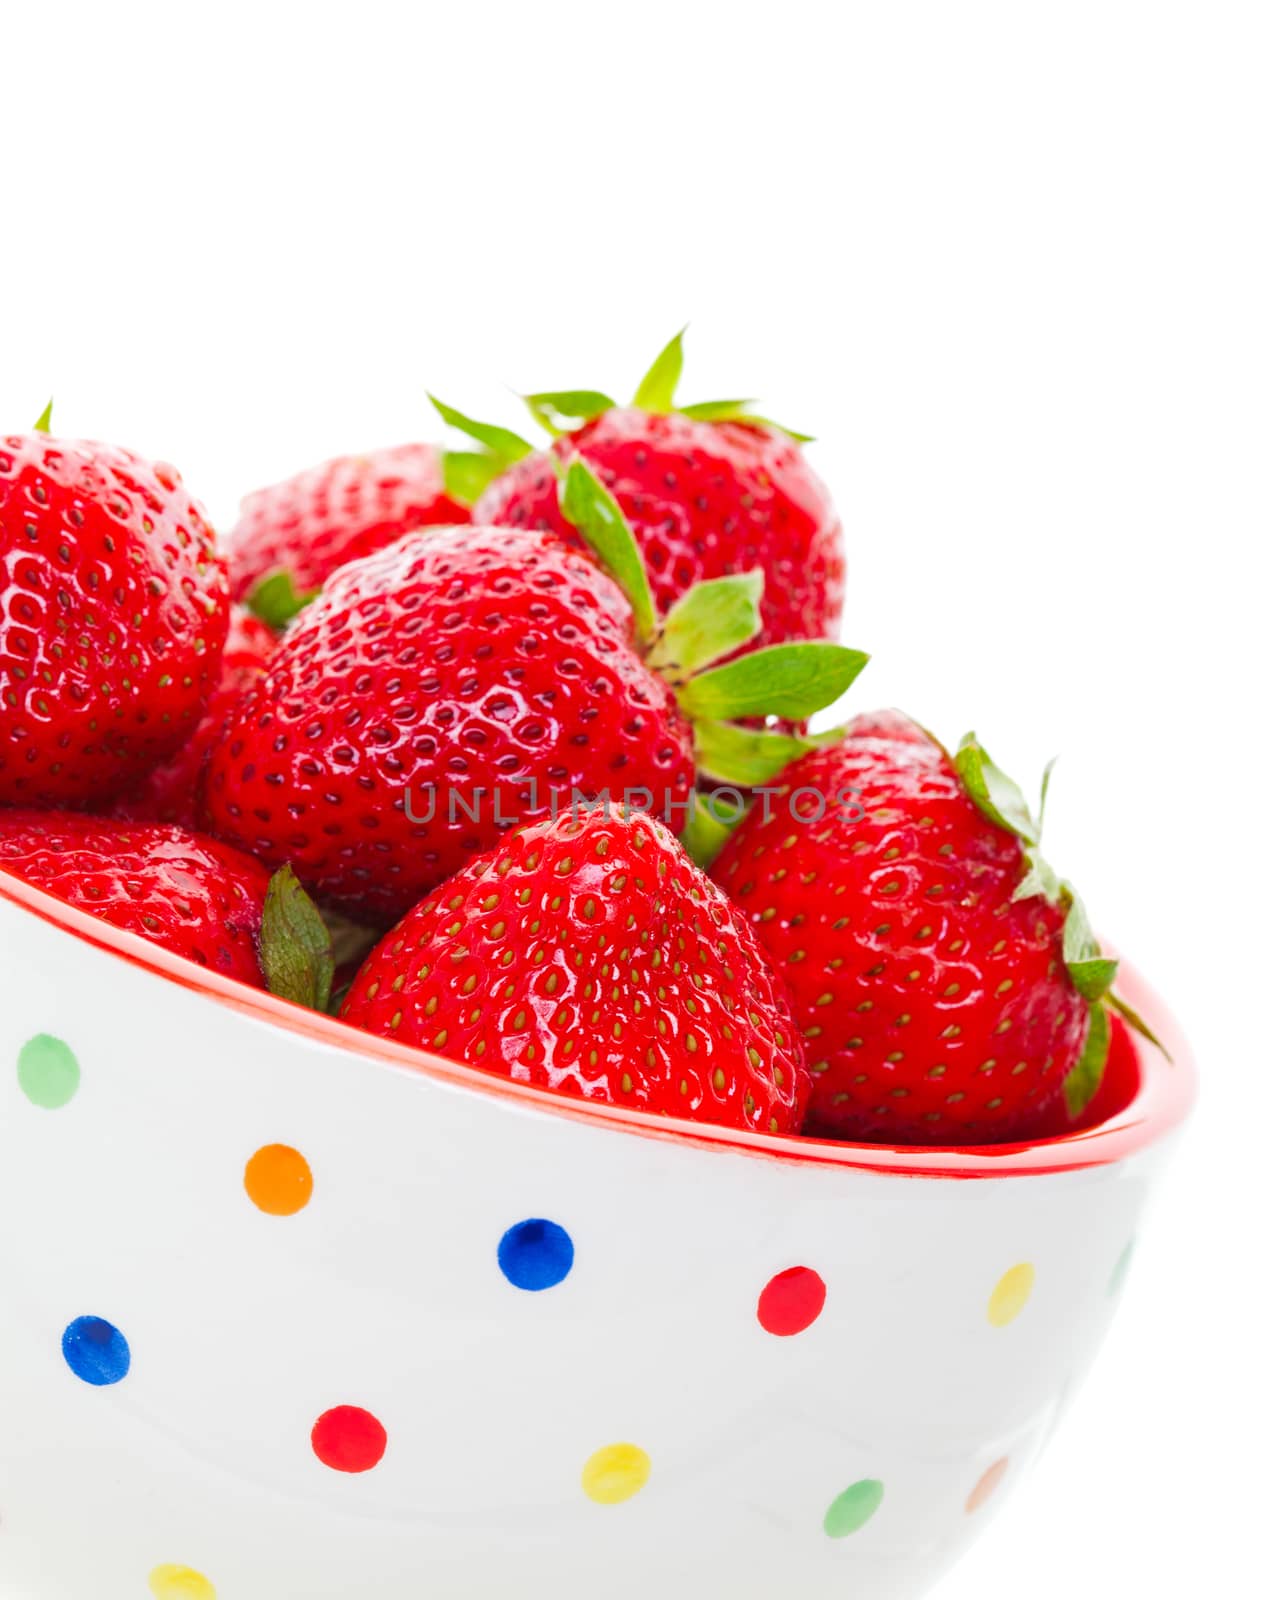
[966, 1457, 1009, 1514]
[244, 1144, 313, 1216]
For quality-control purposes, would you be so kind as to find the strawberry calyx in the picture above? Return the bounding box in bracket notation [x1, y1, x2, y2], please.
[427, 395, 534, 506]
[428, 329, 813, 466]
[259, 864, 335, 1013]
[682, 790, 748, 868]
[540, 328, 813, 440]
[1064, 1000, 1112, 1118]
[440, 449, 508, 506]
[524, 389, 619, 435]
[558, 454, 866, 812]
[953, 732, 1167, 1112]
[245, 568, 321, 631]
[32, 399, 53, 434]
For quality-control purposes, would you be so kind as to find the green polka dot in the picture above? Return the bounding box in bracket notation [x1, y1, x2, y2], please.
[17, 1034, 80, 1109]
[823, 1477, 884, 1539]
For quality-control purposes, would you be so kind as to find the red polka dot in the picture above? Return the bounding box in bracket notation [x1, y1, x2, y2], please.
[757, 1266, 827, 1336]
[311, 1405, 388, 1473]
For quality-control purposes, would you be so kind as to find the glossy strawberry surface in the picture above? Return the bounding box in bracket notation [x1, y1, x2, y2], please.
[342, 808, 809, 1133]
[476, 409, 845, 647]
[202, 526, 694, 922]
[710, 717, 1091, 1143]
[110, 607, 276, 828]
[0, 435, 229, 806]
[223, 443, 471, 601]
[0, 811, 271, 983]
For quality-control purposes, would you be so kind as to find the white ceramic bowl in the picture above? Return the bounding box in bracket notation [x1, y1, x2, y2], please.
[0, 871, 1194, 1600]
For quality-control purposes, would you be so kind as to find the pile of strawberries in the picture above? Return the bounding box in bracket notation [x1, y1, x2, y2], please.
[0, 338, 1150, 1147]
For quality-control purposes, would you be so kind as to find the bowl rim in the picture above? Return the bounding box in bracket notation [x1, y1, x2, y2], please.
[0, 867, 1195, 1180]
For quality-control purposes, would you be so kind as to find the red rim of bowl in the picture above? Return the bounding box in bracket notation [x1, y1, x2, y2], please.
[0, 868, 1196, 1179]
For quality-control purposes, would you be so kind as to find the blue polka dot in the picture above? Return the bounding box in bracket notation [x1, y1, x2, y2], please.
[62, 1316, 130, 1386]
[497, 1218, 574, 1291]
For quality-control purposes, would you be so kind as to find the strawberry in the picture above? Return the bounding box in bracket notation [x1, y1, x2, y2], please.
[0, 812, 340, 1011]
[842, 708, 935, 745]
[110, 606, 276, 828]
[433, 331, 845, 649]
[223, 443, 482, 612]
[201, 462, 865, 923]
[0, 414, 229, 807]
[710, 715, 1146, 1145]
[341, 806, 810, 1134]
[0, 811, 274, 984]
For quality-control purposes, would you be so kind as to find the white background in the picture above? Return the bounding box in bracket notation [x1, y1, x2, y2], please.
[3, 3, 1257, 1594]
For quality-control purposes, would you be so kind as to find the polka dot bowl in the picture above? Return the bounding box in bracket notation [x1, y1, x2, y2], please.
[0, 872, 1194, 1600]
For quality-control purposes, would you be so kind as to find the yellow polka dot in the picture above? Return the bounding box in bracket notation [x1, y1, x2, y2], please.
[149, 1566, 216, 1600]
[988, 1263, 1035, 1327]
[582, 1442, 652, 1505]
[244, 1144, 313, 1216]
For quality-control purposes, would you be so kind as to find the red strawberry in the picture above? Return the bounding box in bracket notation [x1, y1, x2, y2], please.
[223, 443, 477, 607]
[434, 332, 845, 650]
[0, 423, 229, 807]
[0, 811, 274, 985]
[201, 466, 865, 923]
[341, 807, 810, 1134]
[842, 708, 934, 745]
[710, 715, 1136, 1145]
[110, 606, 276, 828]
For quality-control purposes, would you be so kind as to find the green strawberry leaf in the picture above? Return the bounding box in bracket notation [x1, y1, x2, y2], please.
[557, 456, 658, 644]
[692, 719, 816, 786]
[523, 389, 616, 436]
[1012, 850, 1062, 904]
[1037, 757, 1057, 834]
[955, 734, 1042, 846]
[1107, 990, 1172, 1060]
[679, 399, 814, 442]
[260, 865, 335, 1013]
[676, 398, 758, 422]
[956, 741, 1162, 1043]
[428, 394, 534, 464]
[33, 398, 53, 434]
[632, 328, 687, 413]
[441, 449, 504, 506]
[647, 572, 764, 678]
[1061, 886, 1120, 1001]
[747, 416, 815, 444]
[680, 790, 742, 869]
[1063, 1002, 1111, 1119]
[1068, 956, 1121, 1002]
[678, 641, 869, 723]
[246, 569, 321, 630]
